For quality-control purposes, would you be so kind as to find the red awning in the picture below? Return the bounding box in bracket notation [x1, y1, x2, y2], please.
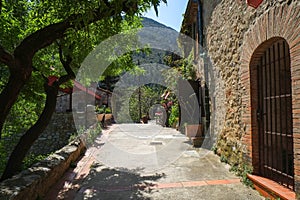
[47, 75, 58, 86]
[246, 0, 263, 8]
[73, 81, 101, 100]
[47, 76, 101, 100]
[48, 76, 73, 94]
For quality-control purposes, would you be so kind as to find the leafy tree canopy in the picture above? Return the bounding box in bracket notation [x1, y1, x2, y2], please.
[0, 0, 167, 179]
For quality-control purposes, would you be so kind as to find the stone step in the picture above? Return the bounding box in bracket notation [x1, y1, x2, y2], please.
[247, 174, 296, 200]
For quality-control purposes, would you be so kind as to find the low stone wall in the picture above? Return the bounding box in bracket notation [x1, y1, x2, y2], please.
[0, 139, 86, 200]
[29, 112, 77, 155]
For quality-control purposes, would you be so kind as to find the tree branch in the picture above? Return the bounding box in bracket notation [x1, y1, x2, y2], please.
[14, 0, 138, 60]
[0, 45, 13, 67]
[57, 43, 74, 75]
[57, 74, 73, 86]
[102, 0, 110, 7]
[57, 43, 75, 85]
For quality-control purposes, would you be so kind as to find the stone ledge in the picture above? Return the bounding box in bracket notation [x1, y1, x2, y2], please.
[0, 139, 86, 200]
[247, 174, 296, 200]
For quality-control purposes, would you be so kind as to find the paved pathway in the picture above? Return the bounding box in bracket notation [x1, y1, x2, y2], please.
[46, 123, 264, 200]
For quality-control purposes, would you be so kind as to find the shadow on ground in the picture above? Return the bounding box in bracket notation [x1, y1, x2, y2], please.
[73, 163, 165, 200]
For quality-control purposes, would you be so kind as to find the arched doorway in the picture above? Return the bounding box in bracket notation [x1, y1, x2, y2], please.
[252, 38, 294, 190]
[239, 3, 300, 194]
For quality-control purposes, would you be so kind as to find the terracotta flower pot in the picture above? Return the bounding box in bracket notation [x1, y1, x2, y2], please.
[97, 114, 105, 122]
[185, 124, 203, 138]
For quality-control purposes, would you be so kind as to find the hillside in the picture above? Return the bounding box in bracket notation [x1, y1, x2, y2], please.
[133, 17, 180, 66]
[141, 17, 174, 30]
[99, 18, 181, 91]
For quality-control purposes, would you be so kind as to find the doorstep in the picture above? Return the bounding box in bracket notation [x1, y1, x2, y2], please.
[247, 174, 296, 200]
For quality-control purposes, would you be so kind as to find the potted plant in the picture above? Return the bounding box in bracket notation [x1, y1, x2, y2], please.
[140, 114, 148, 124]
[185, 123, 203, 138]
[104, 107, 113, 126]
[96, 106, 105, 125]
[179, 87, 204, 147]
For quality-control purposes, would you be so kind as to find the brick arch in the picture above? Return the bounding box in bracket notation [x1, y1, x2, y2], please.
[239, 2, 300, 191]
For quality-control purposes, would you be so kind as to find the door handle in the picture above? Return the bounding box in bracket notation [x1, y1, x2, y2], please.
[257, 109, 261, 121]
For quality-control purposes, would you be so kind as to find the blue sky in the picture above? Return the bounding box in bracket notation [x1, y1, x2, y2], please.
[143, 1, 189, 32]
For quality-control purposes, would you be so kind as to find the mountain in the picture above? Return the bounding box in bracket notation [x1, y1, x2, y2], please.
[141, 17, 174, 30]
[99, 18, 181, 91]
[132, 17, 180, 66]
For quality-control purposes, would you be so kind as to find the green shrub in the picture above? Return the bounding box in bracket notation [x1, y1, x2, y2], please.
[117, 85, 164, 123]
[168, 103, 179, 128]
[229, 163, 253, 187]
[96, 106, 105, 114]
[85, 123, 102, 145]
[68, 123, 102, 146]
[220, 154, 228, 163]
[211, 145, 217, 154]
[68, 126, 85, 143]
[240, 164, 253, 187]
[105, 107, 112, 114]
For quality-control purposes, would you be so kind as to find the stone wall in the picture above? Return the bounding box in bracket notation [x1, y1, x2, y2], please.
[239, 0, 300, 193]
[196, 50, 226, 149]
[29, 112, 76, 155]
[0, 139, 86, 200]
[56, 91, 72, 112]
[205, 0, 300, 194]
[205, 0, 253, 167]
[201, 0, 221, 37]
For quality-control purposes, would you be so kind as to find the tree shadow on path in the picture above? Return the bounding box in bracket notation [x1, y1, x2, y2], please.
[73, 163, 165, 200]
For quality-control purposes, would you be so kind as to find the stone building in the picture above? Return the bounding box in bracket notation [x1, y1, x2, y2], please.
[30, 80, 105, 155]
[181, 0, 300, 198]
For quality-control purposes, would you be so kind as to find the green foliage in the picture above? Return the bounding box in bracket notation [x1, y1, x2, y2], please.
[68, 123, 102, 146]
[0, 142, 8, 176]
[95, 105, 112, 114]
[240, 165, 253, 187]
[168, 102, 179, 128]
[229, 164, 253, 187]
[95, 106, 105, 114]
[0, 0, 168, 177]
[105, 107, 112, 114]
[220, 154, 228, 163]
[85, 123, 102, 145]
[68, 126, 85, 143]
[214, 127, 255, 188]
[164, 52, 196, 80]
[130, 85, 164, 122]
[211, 145, 217, 154]
[216, 143, 253, 188]
[117, 84, 164, 123]
[214, 135, 254, 188]
[179, 52, 197, 80]
[22, 154, 49, 170]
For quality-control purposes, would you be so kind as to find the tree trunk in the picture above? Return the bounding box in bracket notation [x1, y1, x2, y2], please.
[0, 82, 58, 180]
[0, 64, 32, 138]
